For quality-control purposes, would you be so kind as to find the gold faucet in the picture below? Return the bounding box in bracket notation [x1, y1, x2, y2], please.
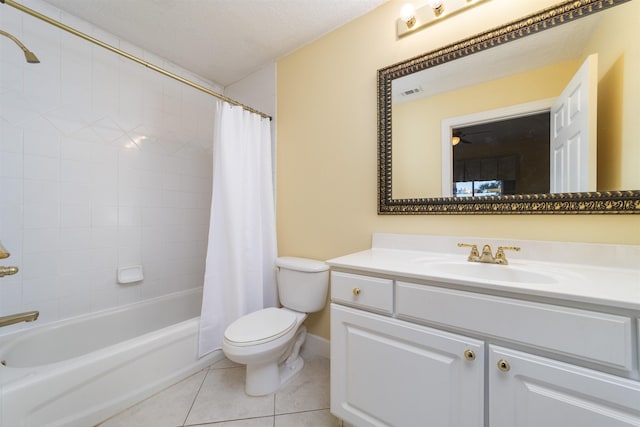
[0, 266, 19, 277]
[0, 311, 39, 328]
[458, 243, 520, 265]
[458, 243, 480, 261]
[0, 240, 19, 277]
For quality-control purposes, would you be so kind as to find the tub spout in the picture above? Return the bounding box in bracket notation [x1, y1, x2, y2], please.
[0, 310, 39, 328]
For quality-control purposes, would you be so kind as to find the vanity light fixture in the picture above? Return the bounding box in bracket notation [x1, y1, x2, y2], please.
[400, 3, 416, 28]
[428, 0, 444, 16]
[397, 0, 489, 38]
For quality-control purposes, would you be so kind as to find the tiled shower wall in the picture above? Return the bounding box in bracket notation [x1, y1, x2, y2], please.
[0, 0, 219, 335]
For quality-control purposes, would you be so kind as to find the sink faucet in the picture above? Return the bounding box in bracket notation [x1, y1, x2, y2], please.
[0, 311, 39, 328]
[458, 243, 520, 265]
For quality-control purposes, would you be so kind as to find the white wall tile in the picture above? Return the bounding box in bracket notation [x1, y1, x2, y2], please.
[0, 275, 23, 310]
[23, 203, 59, 228]
[23, 124, 61, 158]
[0, 151, 24, 178]
[0, 121, 24, 153]
[61, 204, 91, 228]
[23, 227, 59, 253]
[21, 250, 59, 279]
[24, 179, 59, 206]
[0, 0, 214, 334]
[23, 276, 58, 304]
[60, 227, 92, 251]
[24, 155, 59, 180]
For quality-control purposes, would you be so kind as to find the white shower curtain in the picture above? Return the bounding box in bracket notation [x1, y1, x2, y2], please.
[198, 102, 278, 357]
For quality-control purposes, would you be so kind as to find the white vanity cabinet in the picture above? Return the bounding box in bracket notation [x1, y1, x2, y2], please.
[489, 346, 640, 427]
[329, 270, 640, 427]
[331, 304, 484, 427]
[331, 272, 485, 427]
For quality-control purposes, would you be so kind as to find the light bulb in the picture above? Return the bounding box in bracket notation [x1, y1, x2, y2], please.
[400, 3, 417, 28]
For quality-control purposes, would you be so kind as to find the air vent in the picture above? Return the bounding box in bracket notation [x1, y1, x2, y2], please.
[401, 87, 423, 97]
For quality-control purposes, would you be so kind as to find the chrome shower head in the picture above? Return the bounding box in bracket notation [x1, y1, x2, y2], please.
[0, 28, 40, 63]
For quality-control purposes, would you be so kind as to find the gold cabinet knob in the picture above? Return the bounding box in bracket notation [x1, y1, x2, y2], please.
[464, 349, 476, 361]
[497, 359, 510, 372]
[353, 288, 361, 296]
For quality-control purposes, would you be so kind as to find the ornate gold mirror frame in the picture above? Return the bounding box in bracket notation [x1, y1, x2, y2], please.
[378, 0, 640, 214]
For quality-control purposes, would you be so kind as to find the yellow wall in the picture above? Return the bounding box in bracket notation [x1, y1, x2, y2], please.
[276, 0, 640, 340]
[584, 2, 640, 190]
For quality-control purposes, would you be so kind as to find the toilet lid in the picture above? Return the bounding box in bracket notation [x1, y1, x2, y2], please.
[224, 308, 298, 346]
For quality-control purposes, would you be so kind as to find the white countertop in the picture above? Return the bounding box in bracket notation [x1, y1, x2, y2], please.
[327, 234, 640, 312]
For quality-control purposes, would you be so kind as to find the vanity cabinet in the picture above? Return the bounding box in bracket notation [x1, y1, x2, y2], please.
[489, 346, 640, 427]
[331, 304, 484, 427]
[330, 271, 640, 427]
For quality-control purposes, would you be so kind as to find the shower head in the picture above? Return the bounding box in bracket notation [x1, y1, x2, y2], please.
[0, 28, 40, 63]
[24, 49, 39, 63]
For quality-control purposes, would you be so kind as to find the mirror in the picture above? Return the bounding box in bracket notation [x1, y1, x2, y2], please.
[378, 0, 640, 214]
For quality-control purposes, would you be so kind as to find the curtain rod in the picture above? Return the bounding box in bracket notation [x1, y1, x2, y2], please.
[0, 0, 272, 120]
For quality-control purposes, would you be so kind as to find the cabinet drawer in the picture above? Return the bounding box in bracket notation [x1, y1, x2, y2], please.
[396, 281, 633, 371]
[331, 271, 393, 314]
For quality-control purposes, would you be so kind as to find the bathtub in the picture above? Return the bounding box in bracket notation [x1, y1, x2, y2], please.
[0, 288, 223, 427]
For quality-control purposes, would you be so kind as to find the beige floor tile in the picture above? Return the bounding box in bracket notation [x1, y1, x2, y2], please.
[185, 367, 275, 425]
[274, 409, 340, 427]
[275, 356, 330, 415]
[97, 369, 207, 427]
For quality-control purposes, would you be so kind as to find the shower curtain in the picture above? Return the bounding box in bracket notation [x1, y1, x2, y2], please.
[198, 102, 277, 357]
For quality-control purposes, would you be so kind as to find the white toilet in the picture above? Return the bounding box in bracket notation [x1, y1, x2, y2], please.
[222, 256, 329, 396]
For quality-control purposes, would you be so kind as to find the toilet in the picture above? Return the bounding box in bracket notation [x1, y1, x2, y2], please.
[222, 256, 329, 396]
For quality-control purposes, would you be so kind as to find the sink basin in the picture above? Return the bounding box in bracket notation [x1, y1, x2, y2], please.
[425, 261, 559, 285]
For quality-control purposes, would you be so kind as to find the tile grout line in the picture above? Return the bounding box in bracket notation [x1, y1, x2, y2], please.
[273, 387, 277, 427]
[182, 414, 277, 427]
[180, 367, 211, 427]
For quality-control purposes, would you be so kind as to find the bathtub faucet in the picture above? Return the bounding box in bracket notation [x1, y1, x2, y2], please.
[0, 310, 39, 328]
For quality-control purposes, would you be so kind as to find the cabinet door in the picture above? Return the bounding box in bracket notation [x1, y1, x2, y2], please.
[331, 304, 484, 427]
[489, 345, 640, 427]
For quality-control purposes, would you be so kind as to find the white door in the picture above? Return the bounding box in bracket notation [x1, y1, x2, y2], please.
[489, 345, 640, 427]
[550, 54, 598, 193]
[331, 304, 484, 427]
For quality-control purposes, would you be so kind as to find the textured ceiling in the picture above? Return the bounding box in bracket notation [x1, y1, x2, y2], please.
[43, 0, 387, 87]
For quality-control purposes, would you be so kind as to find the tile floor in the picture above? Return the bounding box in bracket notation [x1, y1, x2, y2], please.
[97, 355, 339, 427]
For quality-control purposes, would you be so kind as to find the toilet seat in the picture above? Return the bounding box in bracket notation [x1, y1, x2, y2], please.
[224, 308, 298, 347]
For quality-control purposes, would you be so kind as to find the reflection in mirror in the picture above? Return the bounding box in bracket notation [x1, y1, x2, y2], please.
[380, 0, 640, 214]
[450, 113, 550, 197]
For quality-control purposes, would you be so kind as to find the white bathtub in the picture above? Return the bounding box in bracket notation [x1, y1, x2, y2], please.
[0, 288, 223, 427]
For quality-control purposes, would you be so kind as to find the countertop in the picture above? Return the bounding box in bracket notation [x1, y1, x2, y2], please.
[327, 247, 640, 312]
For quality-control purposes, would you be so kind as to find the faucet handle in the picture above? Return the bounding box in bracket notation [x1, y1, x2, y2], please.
[494, 246, 521, 265]
[0, 266, 18, 277]
[458, 243, 480, 261]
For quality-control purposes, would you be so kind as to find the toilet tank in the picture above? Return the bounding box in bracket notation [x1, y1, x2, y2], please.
[275, 257, 329, 313]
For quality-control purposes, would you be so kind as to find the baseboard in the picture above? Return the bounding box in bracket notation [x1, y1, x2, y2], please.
[302, 332, 330, 359]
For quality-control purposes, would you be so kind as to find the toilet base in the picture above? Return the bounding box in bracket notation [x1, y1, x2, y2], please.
[245, 356, 305, 396]
[244, 326, 307, 396]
